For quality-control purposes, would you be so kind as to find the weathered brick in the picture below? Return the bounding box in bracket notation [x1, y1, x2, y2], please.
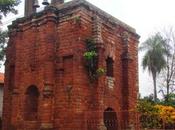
[2, 0, 139, 130]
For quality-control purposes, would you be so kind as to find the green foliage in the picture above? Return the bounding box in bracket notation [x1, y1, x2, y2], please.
[137, 99, 162, 129]
[0, 0, 20, 19]
[83, 38, 105, 83]
[0, 30, 7, 61]
[83, 51, 97, 60]
[139, 33, 169, 101]
[96, 67, 105, 76]
[0, 0, 20, 63]
[137, 97, 175, 129]
[140, 33, 169, 73]
[74, 16, 81, 25]
[83, 38, 98, 82]
[161, 93, 175, 107]
[137, 98, 158, 114]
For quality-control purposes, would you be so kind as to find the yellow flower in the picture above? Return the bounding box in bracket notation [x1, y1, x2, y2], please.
[153, 105, 175, 124]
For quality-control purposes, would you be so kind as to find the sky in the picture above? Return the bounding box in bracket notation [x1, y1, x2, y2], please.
[1, 0, 175, 97]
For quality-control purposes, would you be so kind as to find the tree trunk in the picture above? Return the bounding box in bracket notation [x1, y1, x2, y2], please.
[152, 73, 157, 101]
[166, 64, 170, 102]
[166, 84, 170, 101]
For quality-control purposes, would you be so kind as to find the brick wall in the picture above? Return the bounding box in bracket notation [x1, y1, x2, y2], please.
[2, 1, 139, 130]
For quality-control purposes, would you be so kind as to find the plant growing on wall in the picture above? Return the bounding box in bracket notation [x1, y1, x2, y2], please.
[83, 38, 105, 82]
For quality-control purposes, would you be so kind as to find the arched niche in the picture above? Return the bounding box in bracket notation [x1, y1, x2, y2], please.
[24, 85, 39, 121]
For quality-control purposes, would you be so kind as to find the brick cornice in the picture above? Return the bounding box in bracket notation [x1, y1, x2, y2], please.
[8, 6, 58, 32]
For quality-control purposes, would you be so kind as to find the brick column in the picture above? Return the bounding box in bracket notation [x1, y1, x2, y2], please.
[39, 10, 57, 130]
[93, 14, 105, 130]
[6, 29, 22, 130]
[40, 83, 54, 130]
[121, 31, 133, 129]
[40, 61, 54, 130]
[9, 31, 20, 130]
[97, 45, 105, 129]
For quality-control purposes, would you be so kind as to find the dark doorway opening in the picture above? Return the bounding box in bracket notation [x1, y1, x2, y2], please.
[103, 107, 118, 130]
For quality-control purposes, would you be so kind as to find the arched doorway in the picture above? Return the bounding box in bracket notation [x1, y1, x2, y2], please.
[103, 107, 118, 130]
[24, 85, 39, 121]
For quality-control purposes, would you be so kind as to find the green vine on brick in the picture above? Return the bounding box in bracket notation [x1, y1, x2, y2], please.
[83, 51, 97, 60]
[83, 38, 105, 82]
[96, 67, 106, 76]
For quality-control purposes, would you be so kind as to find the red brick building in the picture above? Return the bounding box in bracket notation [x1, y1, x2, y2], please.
[0, 73, 4, 118]
[2, 0, 139, 129]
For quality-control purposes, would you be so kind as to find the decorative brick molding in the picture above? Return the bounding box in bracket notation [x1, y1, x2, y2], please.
[43, 84, 53, 98]
[3, 0, 139, 130]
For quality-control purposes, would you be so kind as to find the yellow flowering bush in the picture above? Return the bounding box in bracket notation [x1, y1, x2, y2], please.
[154, 105, 175, 127]
[137, 99, 175, 129]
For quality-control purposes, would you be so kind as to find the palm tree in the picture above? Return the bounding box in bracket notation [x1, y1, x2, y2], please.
[140, 33, 169, 101]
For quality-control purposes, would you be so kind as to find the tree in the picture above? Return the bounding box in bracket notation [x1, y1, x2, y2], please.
[0, 30, 7, 61]
[140, 33, 169, 101]
[0, 0, 20, 20]
[158, 28, 175, 101]
[0, 0, 21, 61]
[160, 93, 175, 107]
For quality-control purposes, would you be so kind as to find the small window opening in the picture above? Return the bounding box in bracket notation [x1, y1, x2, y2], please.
[106, 57, 114, 77]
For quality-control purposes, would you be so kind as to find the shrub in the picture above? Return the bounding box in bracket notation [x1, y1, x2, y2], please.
[137, 98, 175, 129]
[137, 99, 162, 129]
[155, 105, 175, 128]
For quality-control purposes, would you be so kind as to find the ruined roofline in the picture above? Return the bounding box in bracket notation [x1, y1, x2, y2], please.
[57, 0, 138, 35]
[9, 0, 139, 37]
